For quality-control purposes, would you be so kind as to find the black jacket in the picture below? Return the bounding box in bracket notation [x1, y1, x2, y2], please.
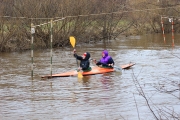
[74, 52, 91, 70]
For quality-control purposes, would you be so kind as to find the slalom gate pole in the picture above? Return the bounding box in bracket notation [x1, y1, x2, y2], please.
[161, 16, 166, 43]
[31, 23, 35, 79]
[50, 19, 53, 77]
[171, 18, 175, 47]
[31, 18, 65, 78]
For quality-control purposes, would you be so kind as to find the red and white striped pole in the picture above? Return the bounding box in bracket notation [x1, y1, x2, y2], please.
[161, 16, 166, 43]
[171, 18, 175, 47]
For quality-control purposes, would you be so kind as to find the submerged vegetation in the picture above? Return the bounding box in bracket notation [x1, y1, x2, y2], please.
[0, 0, 180, 51]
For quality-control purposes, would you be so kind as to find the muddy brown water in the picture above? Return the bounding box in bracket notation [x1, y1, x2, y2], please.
[0, 34, 180, 120]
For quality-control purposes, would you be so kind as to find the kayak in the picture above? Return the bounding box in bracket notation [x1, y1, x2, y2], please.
[41, 66, 114, 79]
[121, 63, 135, 69]
[41, 63, 135, 79]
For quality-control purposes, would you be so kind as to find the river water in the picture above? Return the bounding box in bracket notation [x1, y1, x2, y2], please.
[0, 34, 180, 120]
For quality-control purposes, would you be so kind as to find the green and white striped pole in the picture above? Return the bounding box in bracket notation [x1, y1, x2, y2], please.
[50, 19, 53, 77]
[31, 23, 35, 79]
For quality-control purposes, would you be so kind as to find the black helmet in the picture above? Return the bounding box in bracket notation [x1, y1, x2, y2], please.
[83, 52, 90, 60]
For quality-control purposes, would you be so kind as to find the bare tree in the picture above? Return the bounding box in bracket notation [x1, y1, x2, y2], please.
[1, 0, 180, 51]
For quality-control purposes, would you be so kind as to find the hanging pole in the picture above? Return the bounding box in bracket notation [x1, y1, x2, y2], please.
[161, 16, 166, 43]
[50, 19, 53, 77]
[171, 18, 175, 47]
[31, 23, 35, 79]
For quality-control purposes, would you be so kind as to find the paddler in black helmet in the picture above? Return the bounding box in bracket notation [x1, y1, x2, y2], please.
[73, 49, 92, 72]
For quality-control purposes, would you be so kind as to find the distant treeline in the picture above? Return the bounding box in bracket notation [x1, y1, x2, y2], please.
[0, 0, 180, 51]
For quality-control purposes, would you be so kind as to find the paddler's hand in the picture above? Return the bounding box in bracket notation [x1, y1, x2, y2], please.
[73, 49, 76, 54]
[77, 67, 82, 72]
[93, 59, 97, 64]
[108, 64, 114, 67]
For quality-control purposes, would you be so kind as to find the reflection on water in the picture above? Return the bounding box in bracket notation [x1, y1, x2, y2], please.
[0, 34, 180, 119]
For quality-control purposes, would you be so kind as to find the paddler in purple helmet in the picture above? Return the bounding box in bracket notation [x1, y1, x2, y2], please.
[95, 50, 115, 68]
